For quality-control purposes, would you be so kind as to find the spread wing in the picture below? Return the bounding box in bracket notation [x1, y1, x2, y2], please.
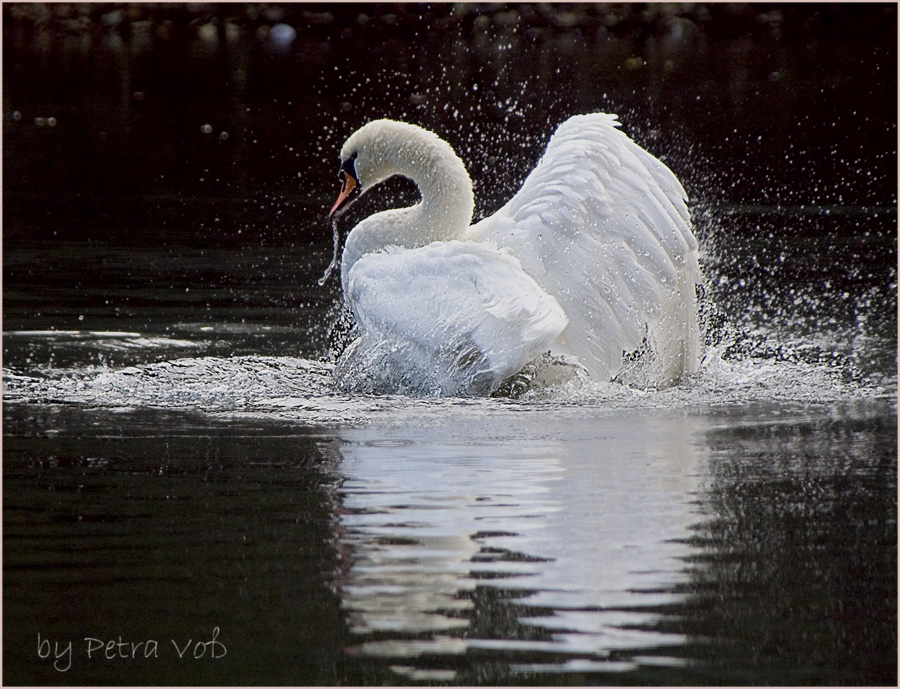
[466, 113, 702, 385]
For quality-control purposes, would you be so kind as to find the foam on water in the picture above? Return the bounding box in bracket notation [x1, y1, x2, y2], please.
[3, 331, 892, 428]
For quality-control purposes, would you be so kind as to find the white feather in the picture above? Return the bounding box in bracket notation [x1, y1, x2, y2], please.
[466, 113, 701, 385]
[342, 241, 567, 396]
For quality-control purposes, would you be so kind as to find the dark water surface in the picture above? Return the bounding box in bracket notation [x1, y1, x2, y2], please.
[3, 4, 897, 686]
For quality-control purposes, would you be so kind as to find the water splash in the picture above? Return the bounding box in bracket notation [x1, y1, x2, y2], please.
[3, 337, 891, 429]
[4, 67, 895, 421]
[318, 219, 342, 286]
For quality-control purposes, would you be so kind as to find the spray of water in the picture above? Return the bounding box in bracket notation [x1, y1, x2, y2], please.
[4, 38, 893, 414]
[304, 60, 894, 402]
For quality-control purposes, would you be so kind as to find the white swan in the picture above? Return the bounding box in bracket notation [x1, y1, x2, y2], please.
[328, 113, 702, 396]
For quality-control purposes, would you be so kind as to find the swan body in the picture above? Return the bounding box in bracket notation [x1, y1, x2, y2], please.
[329, 113, 702, 396]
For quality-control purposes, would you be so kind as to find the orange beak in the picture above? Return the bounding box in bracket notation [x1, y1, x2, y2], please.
[329, 171, 358, 217]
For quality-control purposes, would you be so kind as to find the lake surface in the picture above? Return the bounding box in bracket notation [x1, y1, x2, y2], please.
[3, 4, 897, 686]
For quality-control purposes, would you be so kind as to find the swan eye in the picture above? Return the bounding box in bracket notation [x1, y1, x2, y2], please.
[339, 151, 359, 183]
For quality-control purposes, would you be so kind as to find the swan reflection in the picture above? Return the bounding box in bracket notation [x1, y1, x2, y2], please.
[330, 407, 704, 676]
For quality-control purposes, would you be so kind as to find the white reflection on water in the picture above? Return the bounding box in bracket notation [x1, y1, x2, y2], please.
[331, 407, 703, 669]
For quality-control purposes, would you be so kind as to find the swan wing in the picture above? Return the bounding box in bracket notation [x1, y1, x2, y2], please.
[341, 241, 567, 395]
[466, 113, 702, 385]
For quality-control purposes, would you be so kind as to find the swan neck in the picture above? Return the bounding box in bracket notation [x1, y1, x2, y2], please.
[339, 121, 476, 295]
[401, 144, 475, 244]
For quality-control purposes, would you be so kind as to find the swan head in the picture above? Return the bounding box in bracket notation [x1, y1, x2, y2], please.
[329, 151, 361, 217]
[328, 119, 473, 220]
[329, 119, 420, 217]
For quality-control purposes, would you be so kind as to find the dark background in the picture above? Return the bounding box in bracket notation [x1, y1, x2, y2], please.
[4, 2, 896, 247]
